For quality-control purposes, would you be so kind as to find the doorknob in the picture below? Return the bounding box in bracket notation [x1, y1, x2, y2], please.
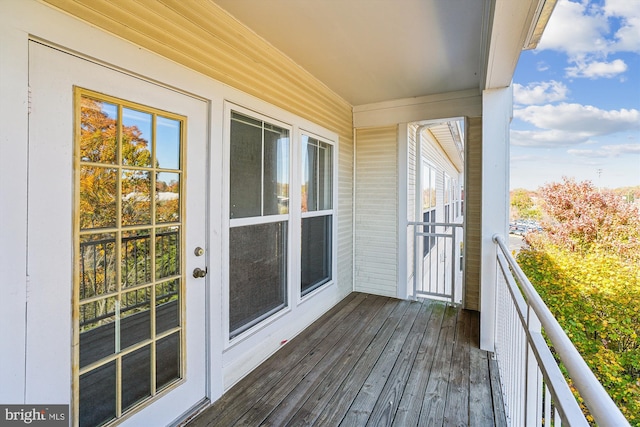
[193, 267, 208, 278]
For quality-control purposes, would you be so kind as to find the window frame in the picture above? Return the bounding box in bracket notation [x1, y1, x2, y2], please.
[223, 104, 338, 346]
[224, 104, 293, 343]
[300, 131, 336, 299]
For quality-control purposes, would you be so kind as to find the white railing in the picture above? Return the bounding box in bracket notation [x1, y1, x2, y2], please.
[408, 222, 463, 304]
[493, 235, 630, 427]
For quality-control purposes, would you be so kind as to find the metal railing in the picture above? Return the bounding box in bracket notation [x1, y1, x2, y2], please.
[79, 230, 180, 327]
[493, 235, 629, 426]
[409, 221, 463, 304]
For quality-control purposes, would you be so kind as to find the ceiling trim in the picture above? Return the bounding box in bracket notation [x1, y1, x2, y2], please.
[353, 89, 482, 128]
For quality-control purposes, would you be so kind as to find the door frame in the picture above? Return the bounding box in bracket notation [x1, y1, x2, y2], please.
[28, 41, 212, 426]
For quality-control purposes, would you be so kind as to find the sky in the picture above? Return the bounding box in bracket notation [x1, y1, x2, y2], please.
[510, 0, 640, 190]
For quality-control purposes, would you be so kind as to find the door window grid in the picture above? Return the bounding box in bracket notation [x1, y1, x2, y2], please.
[74, 88, 185, 426]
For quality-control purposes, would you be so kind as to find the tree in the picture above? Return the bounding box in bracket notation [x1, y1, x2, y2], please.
[528, 177, 640, 262]
[518, 178, 640, 424]
[510, 188, 542, 220]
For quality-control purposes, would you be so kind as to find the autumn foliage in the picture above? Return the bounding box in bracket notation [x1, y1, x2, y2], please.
[517, 178, 640, 424]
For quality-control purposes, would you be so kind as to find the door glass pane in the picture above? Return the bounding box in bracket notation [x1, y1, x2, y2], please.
[122, 108, 152, 167]
[121, 230, 151, 289]
[156, 279, 179, 334]
[301, 215, 332, 295]
[229, 221, 287, 337]
[122, 346, 152, 411]
[122, 169, 152, 226]
[79, 98, 118, 164]
[80, 166, 117, 229]
[156, 226, 180, 279]
[76, 91, 185, 425]
[156, 332, 181, 391]
[79, 361, 116, 427]
[156, 116, 181, 170]
[79, 296, 116, 368]
[156, 172, 180, 223]
[79, 233, 116, 300]
[120, 288, 151, 350]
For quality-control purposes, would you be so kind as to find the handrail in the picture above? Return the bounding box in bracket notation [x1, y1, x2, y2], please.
[493, 234, 630, 426]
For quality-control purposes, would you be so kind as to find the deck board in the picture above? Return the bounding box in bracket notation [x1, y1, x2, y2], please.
[187, 293, 506, 427]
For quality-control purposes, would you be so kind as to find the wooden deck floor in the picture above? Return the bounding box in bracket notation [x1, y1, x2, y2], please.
[187, 293, 507, 427]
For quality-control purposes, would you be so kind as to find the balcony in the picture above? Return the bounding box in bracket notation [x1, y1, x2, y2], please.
[186, 293, 506, 426]
[185, 231, 629, 427]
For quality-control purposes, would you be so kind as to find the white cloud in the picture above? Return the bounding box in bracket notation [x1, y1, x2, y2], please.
[568, 143, 640, 158]
[538, 0, 608, 56]
[536, 0, 639, 79]
[513, 81, 568, 105]
[565, 58, 628, 78]
[604, 0, 640, 53]
[511, 129, 592, 147]
[514, 103, 640, 136]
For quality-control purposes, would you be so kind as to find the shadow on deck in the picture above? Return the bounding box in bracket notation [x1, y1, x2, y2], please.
[187, 293, 507, 426]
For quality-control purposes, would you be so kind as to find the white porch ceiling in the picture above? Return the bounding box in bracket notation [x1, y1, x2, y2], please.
[214, 0, 488, 107]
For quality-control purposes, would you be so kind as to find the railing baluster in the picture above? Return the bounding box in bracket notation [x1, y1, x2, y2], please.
[493, 234, 629, 427]
[407, 221, 463, 304]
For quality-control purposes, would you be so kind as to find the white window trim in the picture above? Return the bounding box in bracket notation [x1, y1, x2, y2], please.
[298, 130, 337, 303]
[223, 103, 293, 346]
[222, 103, 338, 349]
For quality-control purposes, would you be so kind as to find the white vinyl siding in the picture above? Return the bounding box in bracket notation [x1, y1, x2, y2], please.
[354, 126, 398, 297]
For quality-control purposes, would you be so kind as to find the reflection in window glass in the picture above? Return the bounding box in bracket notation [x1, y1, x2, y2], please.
[79, 233, 117, 299]
[80, 166, 117, 229]
[302, 136, 332, 212]
[120, 288, 151, 350]
[156, 280, 179, 334]
[156, 227, 180, 279]
[156, 116, 181, 170]
[122, 346, 152, 411]
[156, 172, 180, 223]
[80, 361, 116, 427]
[230, 112, 289, 219]
[122, 108, 152, 167]
[76, 91, 185, 425]
[79, 98, 118, 164]
[121, 229, 151, 288]
[122, 169, 151, 226]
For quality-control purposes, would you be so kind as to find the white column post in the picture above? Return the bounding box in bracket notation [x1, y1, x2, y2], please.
[480, 86, 512, 351]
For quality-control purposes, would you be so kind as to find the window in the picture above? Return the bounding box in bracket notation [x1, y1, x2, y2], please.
[422, 162, 436, 255]
[444, 173, 451, 224]
[229, 111, 290, 338]
[301, 135, 333, 296]
[75, 90, 184, 426]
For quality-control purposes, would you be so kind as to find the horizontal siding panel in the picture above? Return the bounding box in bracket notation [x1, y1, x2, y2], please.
[42, 0, 353, 137]
[354, 125, 398, 297]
